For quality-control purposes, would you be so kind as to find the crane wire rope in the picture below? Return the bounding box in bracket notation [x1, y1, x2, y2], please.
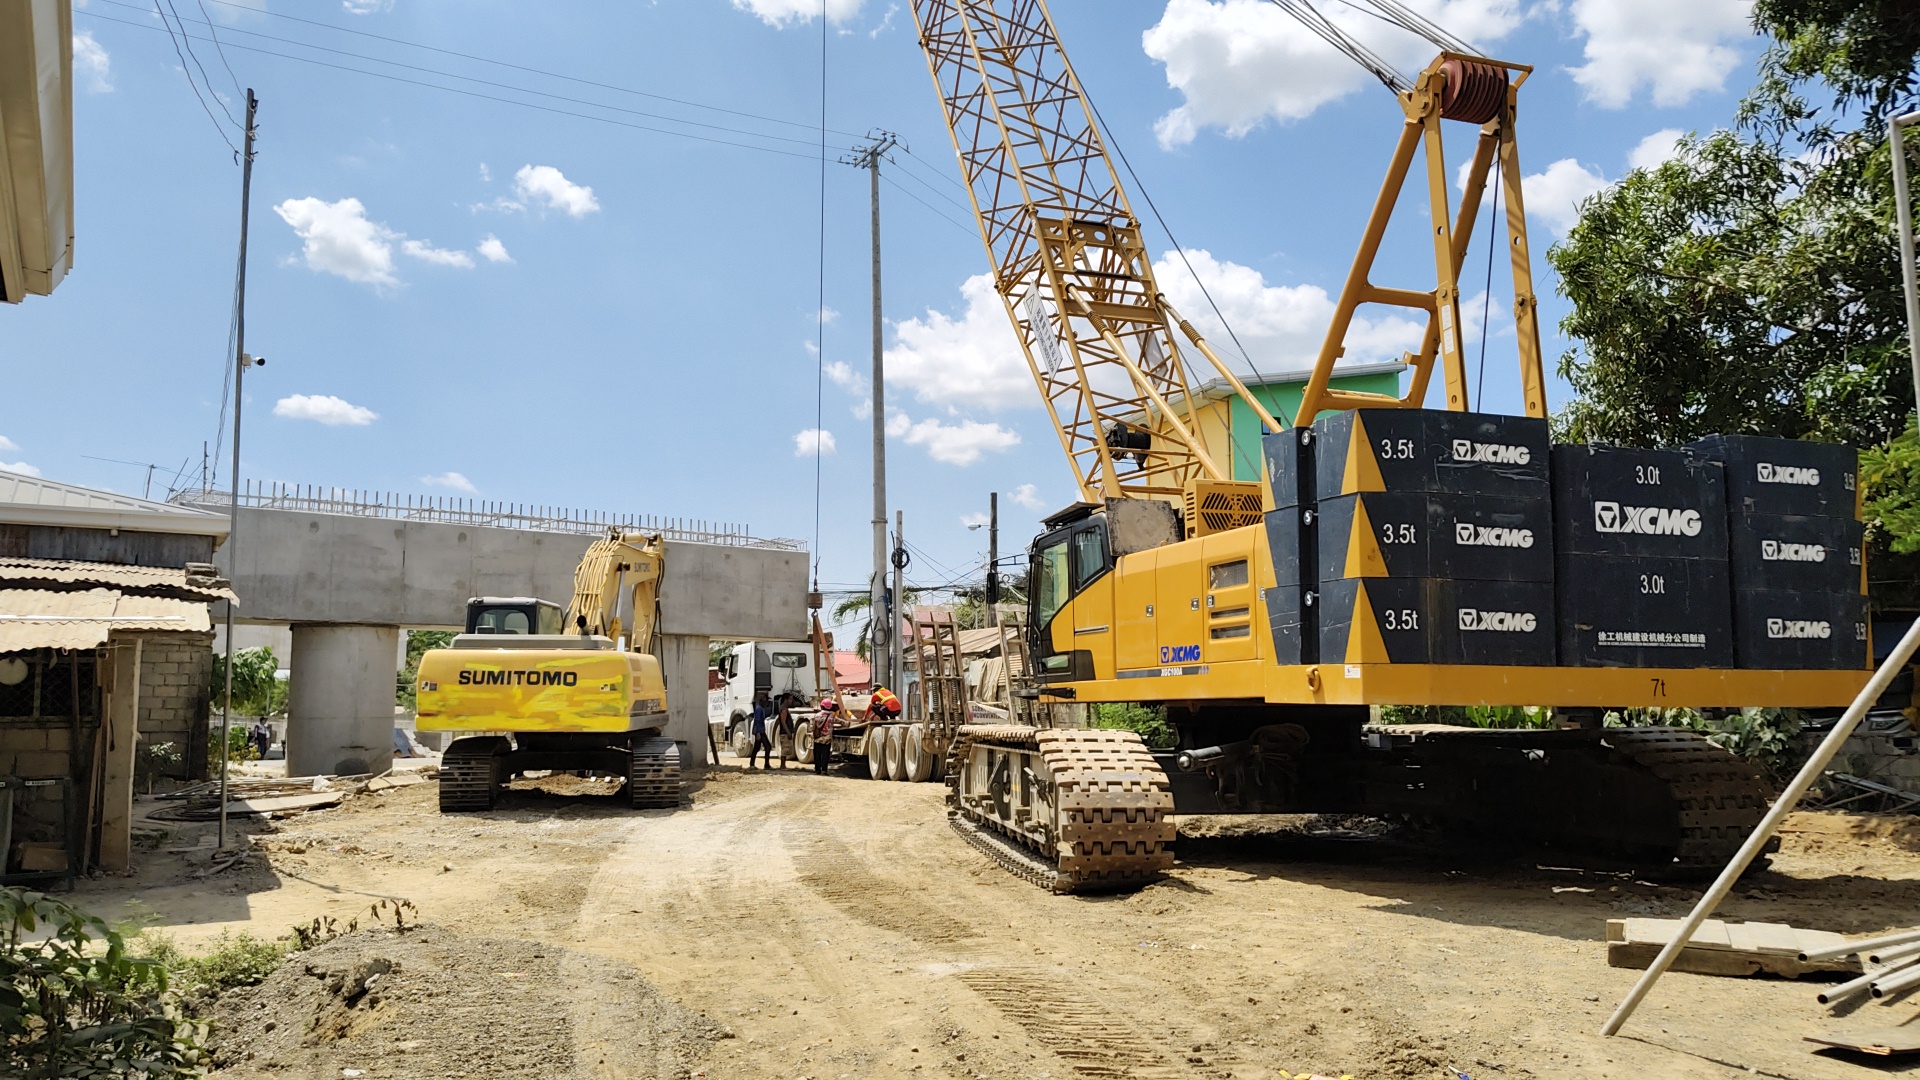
[1475, 166, 1499, 409]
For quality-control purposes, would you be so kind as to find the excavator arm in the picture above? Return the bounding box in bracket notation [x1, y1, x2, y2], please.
[566, 532, 665, 652]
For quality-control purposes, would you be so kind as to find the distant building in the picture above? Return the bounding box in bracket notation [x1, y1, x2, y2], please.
[0, 474, 231, 876]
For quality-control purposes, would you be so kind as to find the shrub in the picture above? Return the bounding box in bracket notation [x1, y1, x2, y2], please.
[130, 931, 288, 1010]
[0, 888, 207, 1079]
[1089, 703, 1177, 748]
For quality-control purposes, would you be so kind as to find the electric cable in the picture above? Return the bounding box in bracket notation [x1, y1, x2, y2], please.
[878, 174, 974, 236]
[191, 0, 246, 103]
[91, 3, 837, 152]
[162, 0, 239, 127]
[83, 11, 835, 162]
[148, 1, 239, 154]
[186, 0, 871, 140]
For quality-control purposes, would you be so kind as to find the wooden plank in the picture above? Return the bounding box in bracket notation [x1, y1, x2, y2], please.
[1806, 1029, 1920, 1056]
[1606, 918, 1858, 978]
[224, 792, 343, 816]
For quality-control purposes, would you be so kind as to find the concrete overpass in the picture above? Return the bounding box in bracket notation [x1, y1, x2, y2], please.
[194, 482, 808, 775]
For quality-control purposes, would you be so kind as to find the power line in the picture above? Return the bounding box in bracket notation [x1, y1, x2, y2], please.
[83, 11, 835, 162]
[187, 0, 872, 140]
[192, 0, 245, 102]
[162, 0, 238, 126]
[149, 0, 239, 154]
[878, 173, 974, 236]
[92, 3, 838, 153]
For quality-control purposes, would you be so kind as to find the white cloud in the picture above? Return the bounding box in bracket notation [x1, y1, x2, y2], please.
[476, 235, 513, 264]
[825, 359, 867, 395]
[421, 471, 477, 493]
[341, 0, 392, 12]
[472, 196, 525, 214]
[274, 197, 398, 286]
[1142, 0, 1522, 147]
[73, 31, 111, 93]
[733, 0, 864, 27]
[1522, 158, 1609, 235]
[1156, 249, 1424, 371]
[886, 274, 1031, 411]
[1627, 128, 1687, 172]
[1010, 483, 1043, 510]
[0, 436, 17, 452]
[819, 306, 840, 324]
[478, 163, 492, 183]
[513, 165, 600, 218]
[400, 238, 475, 269]
[960, 510, 991, 528]
[0, 461, 41, 478]
[273, 394, 379, 426]
[887, 414, 1020, 466]
[1567, 0, 1753, 108]
[794, 428, 837, 457]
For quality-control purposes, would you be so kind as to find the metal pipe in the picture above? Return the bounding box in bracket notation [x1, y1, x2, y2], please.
[1602, 615, 1920, 1036]
[1869, 940, 1920, 966]
[1801, 926, 1920, 962]
[1817, 965, 1888, 1006]
[1175, 741, 1252, 772]
[1872, 959, 1920, 999]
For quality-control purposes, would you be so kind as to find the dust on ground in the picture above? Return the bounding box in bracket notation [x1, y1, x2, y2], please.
[70, 758, 1920, 1080]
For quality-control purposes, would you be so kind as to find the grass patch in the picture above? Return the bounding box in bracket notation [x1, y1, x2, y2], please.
[130, 929, 291, 1009]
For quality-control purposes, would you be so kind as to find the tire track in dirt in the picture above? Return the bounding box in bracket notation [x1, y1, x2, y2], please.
[783, 816, 979, 946]
[953, 968, 1193, 1079]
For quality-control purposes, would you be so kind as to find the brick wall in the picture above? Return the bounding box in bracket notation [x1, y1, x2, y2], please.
[1827, 726, 1920, 794]
[135, 631, 213, 787]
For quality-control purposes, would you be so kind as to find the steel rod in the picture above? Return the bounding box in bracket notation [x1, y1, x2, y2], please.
[1872, 960, 1920, 998]
[1601, 615, 1920, 1035]
[1801, 926, 1920, 962]
[1869, 940, 1920, 966]
[1818, 965, 1889, 1006]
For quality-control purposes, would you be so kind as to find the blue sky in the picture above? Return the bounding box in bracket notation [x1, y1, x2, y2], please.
[6, 0, 1764, 632]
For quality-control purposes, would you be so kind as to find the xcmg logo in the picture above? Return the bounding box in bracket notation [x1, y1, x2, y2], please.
[1593, 501, 1702, 537]
[1454, 523, 1534, 548]
[1451, 439, 1531, 464]
[1766, 618, 1831, 640]
[1457, 608, 1538, 632]
[1160, 644, 1202, 664]
[1757, 463, 1821, 486]
[1760, 539, 1827, 562]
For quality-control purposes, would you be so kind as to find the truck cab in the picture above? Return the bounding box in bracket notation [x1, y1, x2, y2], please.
[712, 640, 824, 752]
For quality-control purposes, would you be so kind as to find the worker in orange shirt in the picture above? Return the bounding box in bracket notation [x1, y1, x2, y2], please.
[866, 685, 903, 723]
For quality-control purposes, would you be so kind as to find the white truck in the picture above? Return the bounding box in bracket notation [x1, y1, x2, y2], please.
[710, 641, 829, 760]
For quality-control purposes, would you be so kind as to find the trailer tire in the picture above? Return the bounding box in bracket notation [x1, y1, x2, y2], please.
[885, 724, 907, 781]
[867, 727, 891, 780]
[903, 723, 934, 782]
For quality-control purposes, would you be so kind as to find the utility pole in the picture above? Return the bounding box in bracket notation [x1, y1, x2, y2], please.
[891, 509, 906, 699]
[986, 492, 999, 627]
[841, 131, 901, 691]
[219, 90, 262, 852]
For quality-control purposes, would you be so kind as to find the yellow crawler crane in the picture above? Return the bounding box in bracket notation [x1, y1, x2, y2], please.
[909, 0, 1871, 892]
[415, 533, 679, 812]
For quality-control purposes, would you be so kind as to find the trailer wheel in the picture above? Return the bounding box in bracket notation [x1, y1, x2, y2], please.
[903, 723, 934, 782]
[866, 727, 891, 780]
[885, 725, 908, 781]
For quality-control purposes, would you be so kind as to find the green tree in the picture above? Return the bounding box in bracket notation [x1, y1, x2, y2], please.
[395, 630, 456, 709]
[211, 647, 279, 717]
[1552, 0, 1920, 602]
[829, 590, 923, 660]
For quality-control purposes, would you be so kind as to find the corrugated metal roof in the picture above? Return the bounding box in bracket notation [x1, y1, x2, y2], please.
[0, 588, 212, 652]
[0, 557, 235, 602]
[0, 474, 229, 538]
[957, 627, 1020, 657]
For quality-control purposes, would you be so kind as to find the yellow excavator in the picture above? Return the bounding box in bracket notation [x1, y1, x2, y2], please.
[911, 0, 1871, 891]
[414, 532, 680, 812]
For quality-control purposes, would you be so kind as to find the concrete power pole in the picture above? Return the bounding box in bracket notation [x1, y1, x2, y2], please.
[841, 131, 900, 687]
[987, 492, 999, 628]
[219, 90, 263, 851]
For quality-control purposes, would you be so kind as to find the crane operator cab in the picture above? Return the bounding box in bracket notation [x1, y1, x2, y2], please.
[465, 597, 566, 636]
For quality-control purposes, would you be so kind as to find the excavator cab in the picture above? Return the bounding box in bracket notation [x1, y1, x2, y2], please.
[465, 597, 565, 636]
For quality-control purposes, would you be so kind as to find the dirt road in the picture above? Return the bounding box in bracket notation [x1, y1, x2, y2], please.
[79, 761, 1920, 1080]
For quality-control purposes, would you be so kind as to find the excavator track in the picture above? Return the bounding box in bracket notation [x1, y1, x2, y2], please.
[439, 736, 507, 813]
[628, 735, 682, 809]
[945, 725, 1175, 894]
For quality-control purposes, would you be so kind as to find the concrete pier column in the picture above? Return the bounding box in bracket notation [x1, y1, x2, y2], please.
[288, 624, 400, 777]
[658, 633, 712, 767]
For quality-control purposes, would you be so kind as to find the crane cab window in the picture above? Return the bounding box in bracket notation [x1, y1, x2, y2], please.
[1033, 537, 1072, 628]
[1071, 526, 1109, 589]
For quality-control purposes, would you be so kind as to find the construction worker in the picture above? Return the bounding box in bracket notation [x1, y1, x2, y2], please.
[866, 685, 903, 723]
[812, 697, 846, 775]
[746, 690, 774, 770]
[774, 693, 799, 770]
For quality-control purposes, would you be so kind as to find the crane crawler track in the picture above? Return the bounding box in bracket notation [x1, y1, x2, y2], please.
[1603, 726, 1774, 871]
[944, 725, 1175, 893]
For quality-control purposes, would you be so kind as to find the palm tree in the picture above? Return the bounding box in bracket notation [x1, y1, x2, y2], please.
[830, 589, 923, 659]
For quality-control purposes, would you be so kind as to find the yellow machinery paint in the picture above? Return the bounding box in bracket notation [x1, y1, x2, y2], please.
[414, 648, 664, 733]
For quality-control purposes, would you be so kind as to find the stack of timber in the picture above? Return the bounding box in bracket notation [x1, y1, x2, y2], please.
[147, 771, 420, 821]
[1606, 918, 1859, 978]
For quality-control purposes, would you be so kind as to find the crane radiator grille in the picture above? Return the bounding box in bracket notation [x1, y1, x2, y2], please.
[1184, 481, 1264, 538]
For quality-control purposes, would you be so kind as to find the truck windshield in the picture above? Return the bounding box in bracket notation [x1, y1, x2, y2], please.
[770, 653, 807, 668]
[1033, 537, 1071, 628]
